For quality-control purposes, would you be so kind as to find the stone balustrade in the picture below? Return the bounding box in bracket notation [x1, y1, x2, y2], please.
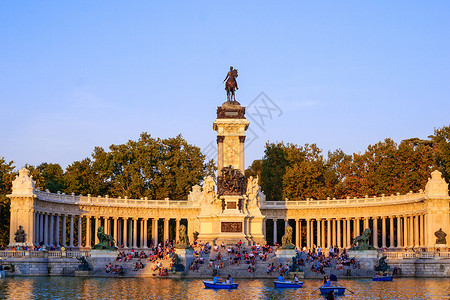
[0, 250, 90, 258]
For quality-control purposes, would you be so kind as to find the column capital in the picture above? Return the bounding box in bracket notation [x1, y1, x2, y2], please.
[217, 136, 224, 143]
[239, 136, 246, 143]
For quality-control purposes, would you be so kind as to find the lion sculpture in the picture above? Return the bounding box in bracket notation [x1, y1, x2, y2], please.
[92, 226, 117, 250]
[281, 225, 295, 249]
[177, 224, 189, 248]
[351, 228, 375, 250]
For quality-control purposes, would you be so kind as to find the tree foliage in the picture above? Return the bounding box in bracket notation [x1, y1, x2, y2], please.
[0, 157, 15, 245]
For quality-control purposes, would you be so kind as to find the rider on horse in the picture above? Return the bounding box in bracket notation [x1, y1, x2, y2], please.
[224, 66, 238, 101]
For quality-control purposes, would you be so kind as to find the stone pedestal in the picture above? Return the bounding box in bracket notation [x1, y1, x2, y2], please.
[89, 250, 118, 259]
[175, 247, 194, 272]
[435, 244, 448, 251]
[347, 250, 378, 270]
[276, 248, 296, 262]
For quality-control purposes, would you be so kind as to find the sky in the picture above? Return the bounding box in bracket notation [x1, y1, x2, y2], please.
[1, 1, 450, 170]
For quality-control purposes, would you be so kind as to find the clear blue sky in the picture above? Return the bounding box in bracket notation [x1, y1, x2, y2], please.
[1, 1, 449, 169]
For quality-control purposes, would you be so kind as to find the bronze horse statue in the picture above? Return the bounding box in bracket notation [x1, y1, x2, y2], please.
[224, 66, 238, 102]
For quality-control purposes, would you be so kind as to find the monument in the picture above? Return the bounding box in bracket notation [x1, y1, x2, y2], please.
[197, 67, 265, 245]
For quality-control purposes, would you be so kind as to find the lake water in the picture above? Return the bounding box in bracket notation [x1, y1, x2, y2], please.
[0, 277, 449, 299]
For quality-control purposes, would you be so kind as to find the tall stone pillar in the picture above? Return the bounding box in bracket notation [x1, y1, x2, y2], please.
[217, 136, 224, 172]
[123, 218, 128, 248]
[306, 219, 311, 249]
[175, 218, 180, 243]
[78, 216, 82, 248]
[321, 219, 325, 247]
[346, 218, 351, 248]
[239, 136, 245, 173]
[389, 216, 394, 248]
[94, 217, 99, 245]
[143, 218, 148, 248]
[296, 219, 300, 249]
[62, 215, 67, 247]
[420, 214, 425, 247]
[44, 214, 49, 246]
[355, 217, 360, 236]
[414, 215, 419, 247]
[104, 217, 109, 236]
[327, 219, 331, 248]
[403, 216, 409, 248]
[85, 216, 91, 248]
[49, 215, 54, 247]
[152, 218, 158, 246]
[409, 215, 414, 247]
[55, 215, 60, 246]
[69, 215, 74, 248]
[397, 216, 402, 248]
[382, 216, 387, 248]
[372, 217, 378, 248]
[364, 217, 369, 230]
[316, 219, 321, 248]
[112, 217, 118, 245]
[39, 213, 44, 244]
[133, 218, 138, 248]
[332, 219, 336, 247]
[273, 219, 278, 245]
[163, 218, 169, 244]
[337, 219, 341, 248]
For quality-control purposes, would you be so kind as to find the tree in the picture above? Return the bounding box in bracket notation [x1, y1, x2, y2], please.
[0, 157, 15, 245]
[260, 142, 288, 201]
[25, 163, 65, 193]
[431, 125, 450, 184]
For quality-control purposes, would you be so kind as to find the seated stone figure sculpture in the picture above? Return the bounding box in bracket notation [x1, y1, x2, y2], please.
[350, 228, 375, 250]
[281, 225, 295, 249]
[93, 226, 117, 250]
[374, 255, 390, 272]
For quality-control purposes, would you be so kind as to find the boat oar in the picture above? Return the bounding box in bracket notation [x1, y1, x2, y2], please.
[344, 287, 356, 294]
[310, 287, 321, 294]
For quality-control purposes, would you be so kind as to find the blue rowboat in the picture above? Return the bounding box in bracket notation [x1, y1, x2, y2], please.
[319, 286, 346, 295]
[372, 276, 393, 281]
[203, 280, 238, 289]
[274, 281, 303, 288]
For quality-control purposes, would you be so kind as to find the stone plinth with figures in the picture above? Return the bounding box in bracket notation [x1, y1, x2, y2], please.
[197, 99, 265, 245]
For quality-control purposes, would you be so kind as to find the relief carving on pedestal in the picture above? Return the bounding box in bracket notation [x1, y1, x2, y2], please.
[221, 222, 243, 232]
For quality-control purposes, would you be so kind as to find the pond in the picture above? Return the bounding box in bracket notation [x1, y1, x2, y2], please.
[0, 277, 449, 299]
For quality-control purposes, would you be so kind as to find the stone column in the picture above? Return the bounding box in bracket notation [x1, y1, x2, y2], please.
[44, 214, 49, 246]
[382, 216, 387, 248]
[113, 217, 118, 245]
[104, 217, 109, 236]
[397, 216, 402, 248]
[49, 215, 54, 247]
[337, 219, 341, 248]
[372, 217, 378, 248]
[403, 216, 409, 248]
[85, 216, 91, 248]
[62, 215, 67, 247]
[420, 214, 425, 247]
[39, 213, 43, 245]
[273, 219, 278, 245]
[69, 215, 74, 248]
[296, 219, 300, 249]
[414, 215, 419, 247]
[78, 216, 82, 248]
[55, 215, 60, 246]
[409, 215, 414, 247]
[152, 218, 158, 246]
[364, 217, 369, 230]
[128, 218, 133, 247]
[217, 136, 224, 172]
[133, 218, 138, 248]
[388, 216, 393, 248]
[143, 218, 148, 248]
[346, 218, 351, 248]
[239, 136, 245, 173]
[355, 217, 360, 236]
[123, 218, 128, 248]
[94, 217, 99, 245]
[175, 218, 180, 243]
[163, 218, 169, 244]
[306, 219, 311, 249]
[321, 219, 326, 247]
[332, 219, 336, 247]
[327, 219, 331, 248]
[342, 219, 346, 248]
[316, 219, 322, 247]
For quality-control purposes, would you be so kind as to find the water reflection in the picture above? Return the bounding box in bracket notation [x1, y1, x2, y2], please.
[0, 277, 449, 299]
